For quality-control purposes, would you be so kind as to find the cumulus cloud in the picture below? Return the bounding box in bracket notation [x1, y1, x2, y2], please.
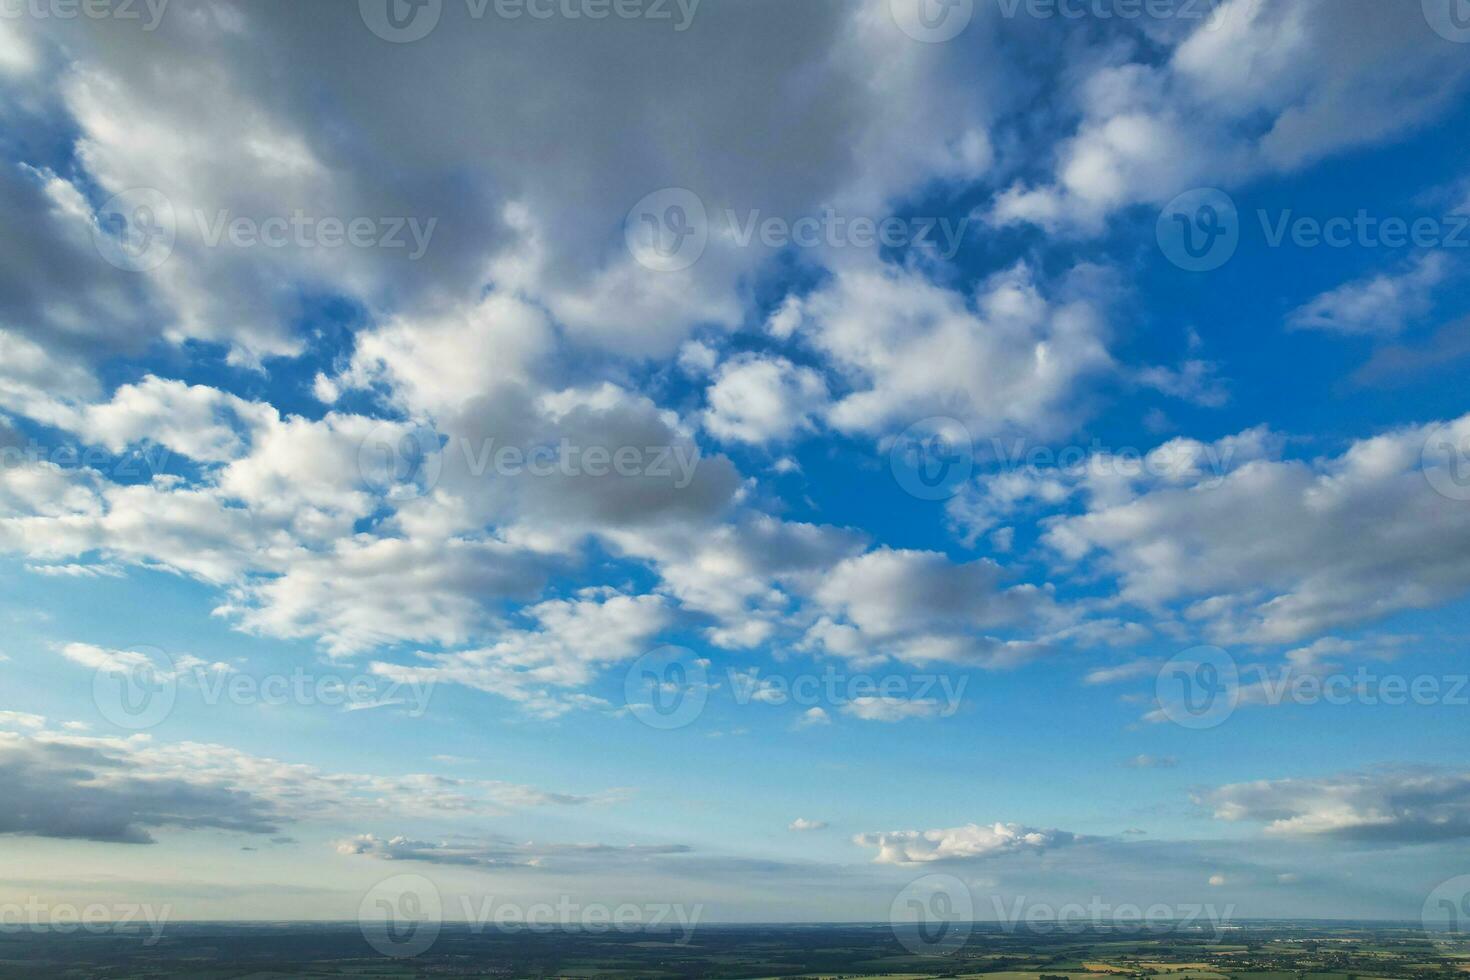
[0, 722, 608, 845]
[990, 0, 1470, 232]
[789, 818, 828, 832]
[794, 707, 831, 728]
[794, 261, 1113, 441]
[801, 547, 1054, 668]
[368, 590, 673, 716]
[854, 822, 1077, 864]
[703, 355, 828, 445]
[1044, 414, 1470, 644]
[1198, 768, 1470, 843]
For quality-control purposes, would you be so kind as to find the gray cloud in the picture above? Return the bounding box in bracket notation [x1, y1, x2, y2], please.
[0, 733, 282, 844]
[1199, 768, 1470, 843]
[337, 833, 692, 869]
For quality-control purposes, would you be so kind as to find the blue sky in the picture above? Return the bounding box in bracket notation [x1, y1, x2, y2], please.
[1, 0, 1470, 929]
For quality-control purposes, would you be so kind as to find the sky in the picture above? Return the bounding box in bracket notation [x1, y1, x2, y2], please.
[1, 0, 1470, 936]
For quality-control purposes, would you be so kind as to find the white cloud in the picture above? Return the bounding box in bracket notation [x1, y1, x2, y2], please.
[841, 697, 945, 722]
[0, 721, 603, 845]
[703, 355, 828, 445]
[788, 818, 828, 832]
[225, 535, 561, 658]
[368, 590, 672, 716]
[1288, 253, 1449, 336]
[337, 833, 689, 869]
[1199, 768, 1470, 843]
[1084, 660, 1162, 685]
[1045, 414, 1470, 644]
[797, 261, 1113, 440]
[991, 1, 1470, 232]
[802, 547, 1053, 668]
[794, 706, 831, 728]
[854, 822, 1077, 864]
